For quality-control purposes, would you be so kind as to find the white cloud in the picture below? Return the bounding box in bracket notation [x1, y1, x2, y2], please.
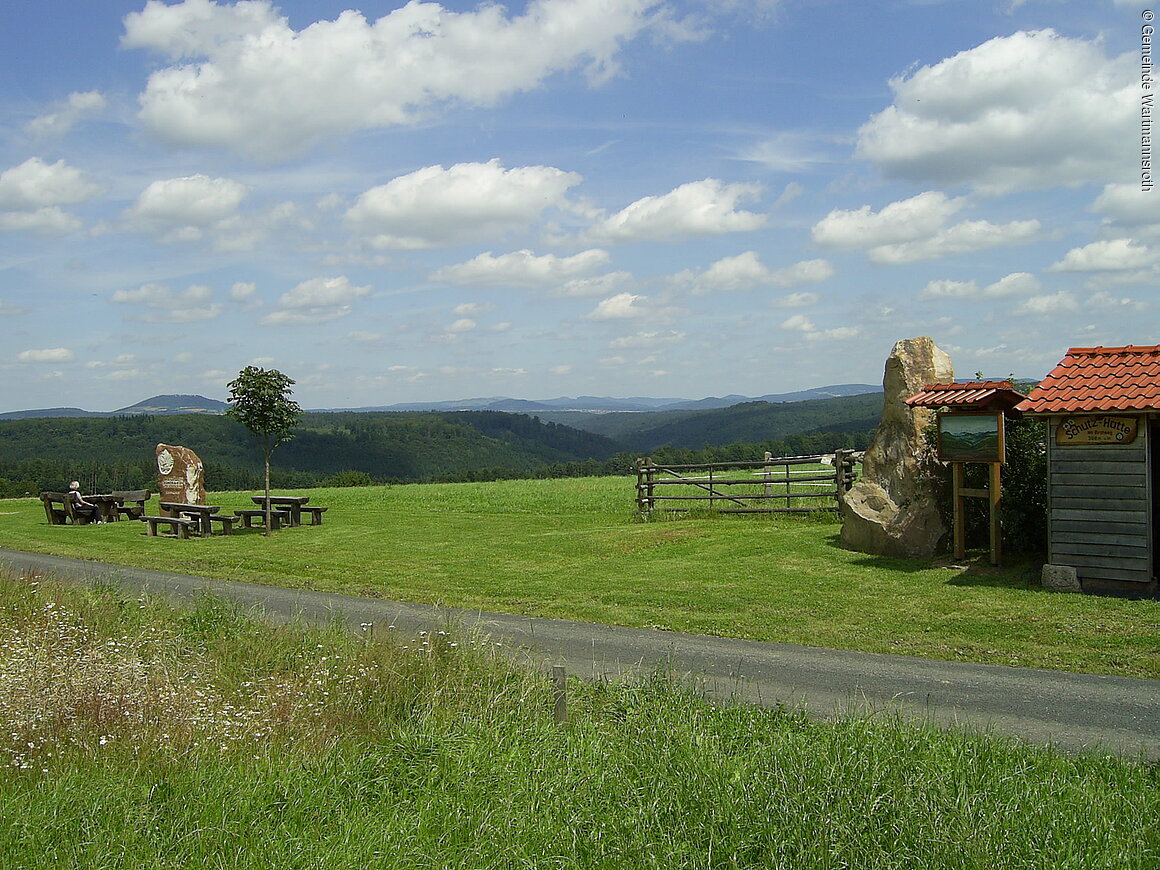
[780, 313, 860, 341]
[869, 219, 1041, 264]
[780, 313, 815, 333]
[0, 158, 103, 207]
[25, 91, 107, 137]
[431, 248, 610, 286]
[812, 191, 964, 249]
[1091, 183, 1156, 227]
[609, 330, 685, 348]
[18, 348, 74, 363]
[110, 282, 224, 323]
[588, 292, 649, 320]
[123, 0, 660, 160]
[1017, 291, 1079, 315]
[0, 207, 83, 235]
[555, 272, 634, 298]
[682, 251, 833, 294]
[261, 276, 371, 325]
[919, 271, 1041, 300]
[771, 291, 820, 308]
[856, 30, 1135, 192]
[346, 160, 581, 249]
[126, 174, 249, 239]
[584, 178, 766, 243]
[1048, 238, 1157, 271]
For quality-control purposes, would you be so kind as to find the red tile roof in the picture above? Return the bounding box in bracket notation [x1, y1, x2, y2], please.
[905, 380, 1027, 410]
[1016, 345, 1160, 414]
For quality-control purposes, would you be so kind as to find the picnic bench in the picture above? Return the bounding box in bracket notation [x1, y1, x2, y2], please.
[158, 502, 231, 536]
[250, 495, 312, 526]
[234, 508, 291, 530]
[140, 515, 195, 538]
[40, 491, 107, 524]
[110, 490, 151, 520]
[40, 491, 78, 524]
[299, 506, 329, 525]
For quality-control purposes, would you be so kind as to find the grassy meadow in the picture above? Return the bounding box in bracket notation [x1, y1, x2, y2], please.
[0, 573, 1156, 869]
[0, 476, 1157, 678]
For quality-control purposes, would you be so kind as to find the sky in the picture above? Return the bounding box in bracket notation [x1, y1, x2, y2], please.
[1, 0, 1156, 412]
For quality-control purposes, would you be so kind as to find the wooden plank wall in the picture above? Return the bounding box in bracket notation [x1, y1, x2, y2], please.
[1047, 419, 1152, 583]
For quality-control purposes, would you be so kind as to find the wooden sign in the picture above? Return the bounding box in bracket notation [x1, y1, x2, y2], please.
[1056, 416, 1138, 446]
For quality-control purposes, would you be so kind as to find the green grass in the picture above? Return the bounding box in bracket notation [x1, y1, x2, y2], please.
[0, 573, 1155, 870]
[1, 477, 1157, 678]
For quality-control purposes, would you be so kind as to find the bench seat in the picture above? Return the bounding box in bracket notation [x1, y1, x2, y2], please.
[140, 515, 195, 539]
[234, 509, 290, 530]
[207, 514, 236, 535]
[300, 506, 329, 525]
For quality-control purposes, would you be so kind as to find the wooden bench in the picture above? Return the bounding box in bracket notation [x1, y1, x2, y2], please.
[111, 489, 151, 520]
[40, 492, 70, 525]
[140, 515, 195, 538]
[207, 514, 236, 535]
[39, 491, 98, 525]
[300, 506, 329, 525]
[234, 509, 291, 530]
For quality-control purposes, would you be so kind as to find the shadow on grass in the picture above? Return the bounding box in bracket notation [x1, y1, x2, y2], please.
[828, 536, 1044, 590]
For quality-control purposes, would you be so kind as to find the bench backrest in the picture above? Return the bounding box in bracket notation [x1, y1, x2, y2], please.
[110, 489, 151, 503]
[40, 492, 68, 524]
[40, 491, 89, 524]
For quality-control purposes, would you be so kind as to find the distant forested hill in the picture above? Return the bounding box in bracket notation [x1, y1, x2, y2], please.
[0, 395, 883, 497]
[541, 393, 883, 451]
[0, 411, 622, 496]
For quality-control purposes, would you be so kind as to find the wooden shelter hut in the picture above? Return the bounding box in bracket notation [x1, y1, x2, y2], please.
[1016, 345, 1160, 594]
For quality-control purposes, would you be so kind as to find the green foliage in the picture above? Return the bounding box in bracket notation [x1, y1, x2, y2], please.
[0, 394, 874, 496]
[225, 366, 303, 458]
[574, 393, 883, 450]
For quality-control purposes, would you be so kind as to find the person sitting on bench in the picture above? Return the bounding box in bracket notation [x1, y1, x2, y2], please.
[68, 481, 101, 524]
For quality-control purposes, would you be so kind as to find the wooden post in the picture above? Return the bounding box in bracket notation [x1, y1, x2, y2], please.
[953, 462, 966, 560]
[952, 461, 1003, 566]
[551, 665, 567, 725]
[989, 461, 1002, 567]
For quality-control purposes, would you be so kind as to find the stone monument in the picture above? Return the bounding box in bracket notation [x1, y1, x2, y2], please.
[838, 337, 954, 558]
[155, 443, 206, 506]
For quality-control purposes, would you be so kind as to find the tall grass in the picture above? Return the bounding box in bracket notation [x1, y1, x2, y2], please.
[0, 569, 1155, 869]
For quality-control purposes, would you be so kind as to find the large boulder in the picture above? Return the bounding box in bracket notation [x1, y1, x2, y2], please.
[155, 443, 206, 506]
[839, 337, 953, 558]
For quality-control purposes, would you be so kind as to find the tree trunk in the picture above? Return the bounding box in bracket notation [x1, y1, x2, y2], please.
[263, 450, 272, 538]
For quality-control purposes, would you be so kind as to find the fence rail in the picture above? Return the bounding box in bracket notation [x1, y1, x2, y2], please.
[635, 450, 858, 515]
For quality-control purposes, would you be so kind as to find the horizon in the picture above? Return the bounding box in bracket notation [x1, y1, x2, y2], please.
[1, 380, 885, 416]
[2, 1, 1155, 412]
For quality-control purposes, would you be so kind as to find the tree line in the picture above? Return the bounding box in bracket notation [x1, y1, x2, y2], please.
[0, 408, 875, 498]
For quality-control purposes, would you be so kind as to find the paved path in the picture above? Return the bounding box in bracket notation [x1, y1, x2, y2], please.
[3, 548, 1157, 760]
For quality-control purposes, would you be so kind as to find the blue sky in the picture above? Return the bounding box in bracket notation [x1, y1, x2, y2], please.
[1, 0, 1154, 411]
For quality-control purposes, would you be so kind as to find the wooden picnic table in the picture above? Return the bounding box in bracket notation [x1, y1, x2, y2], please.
[159, 501, 223, 536]
[251, 495, 310, 527]
[86, 494, 126, 523]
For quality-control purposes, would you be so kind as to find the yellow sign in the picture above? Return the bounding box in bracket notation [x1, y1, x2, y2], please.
[1056, 416, 1138, 445]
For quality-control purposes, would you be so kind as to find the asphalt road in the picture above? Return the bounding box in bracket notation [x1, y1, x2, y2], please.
[2, 548, 1157, 760]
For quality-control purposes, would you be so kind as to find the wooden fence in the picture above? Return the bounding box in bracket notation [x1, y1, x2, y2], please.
[634, 450, 858, 515]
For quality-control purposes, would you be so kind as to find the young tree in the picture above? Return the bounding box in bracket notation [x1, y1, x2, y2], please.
[226, 366, 302, 535]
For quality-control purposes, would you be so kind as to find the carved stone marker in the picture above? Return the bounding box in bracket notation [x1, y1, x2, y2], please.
[838, 337, 953, 558]
[155, 443, 206, 506]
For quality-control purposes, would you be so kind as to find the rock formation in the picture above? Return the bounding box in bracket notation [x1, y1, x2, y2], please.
[155, 443, 206, 506]
[838, 337, 953, 558]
